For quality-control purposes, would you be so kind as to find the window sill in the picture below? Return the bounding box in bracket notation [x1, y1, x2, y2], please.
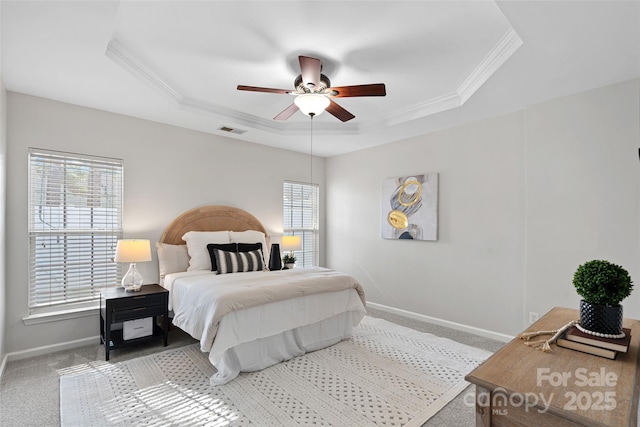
[22, 305, 99, 325]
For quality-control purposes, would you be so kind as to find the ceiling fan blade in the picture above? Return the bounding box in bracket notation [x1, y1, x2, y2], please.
[299, 56, 321, 89]
[328, 83, 386, 98]
[237, 85, 291, 95]
[325, 100, 355, 122]
[274, 103, 300, 121]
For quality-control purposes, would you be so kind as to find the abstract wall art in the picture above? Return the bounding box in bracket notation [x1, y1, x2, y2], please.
[381, 173, 438, 241]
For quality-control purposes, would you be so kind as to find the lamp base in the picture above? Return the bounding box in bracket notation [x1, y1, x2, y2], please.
[268, 243, 282, 271]
[121, 263, 144, 292]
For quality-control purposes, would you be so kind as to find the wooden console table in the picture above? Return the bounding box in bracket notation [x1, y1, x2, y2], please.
[465, 307, 640, 426]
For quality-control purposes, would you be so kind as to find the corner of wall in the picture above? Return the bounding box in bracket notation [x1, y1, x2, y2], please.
[0, 76, 8, 375]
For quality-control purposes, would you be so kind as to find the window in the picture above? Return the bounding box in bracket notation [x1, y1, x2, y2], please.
[283, 181, 319, 267]
[28, 148, 123, 314]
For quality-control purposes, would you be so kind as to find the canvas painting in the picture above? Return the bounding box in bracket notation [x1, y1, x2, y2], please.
[381, 173, 438, 241]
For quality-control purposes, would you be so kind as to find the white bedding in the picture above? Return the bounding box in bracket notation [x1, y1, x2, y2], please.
[163, 267, 366, 384]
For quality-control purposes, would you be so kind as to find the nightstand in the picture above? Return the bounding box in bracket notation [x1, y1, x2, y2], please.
[100, 284, 169, 361]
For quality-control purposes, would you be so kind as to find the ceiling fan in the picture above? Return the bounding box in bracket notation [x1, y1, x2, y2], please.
[237, 55, 386, 122]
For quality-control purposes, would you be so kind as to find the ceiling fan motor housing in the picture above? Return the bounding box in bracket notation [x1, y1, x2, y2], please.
[295, 74, 331, 93]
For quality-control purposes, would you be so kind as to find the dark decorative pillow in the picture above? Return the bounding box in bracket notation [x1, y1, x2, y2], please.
[237, 242, 262, 252]
[207, 242, 265, 271]
[207, 243, 238, 272]
[213, 248, 265, 274]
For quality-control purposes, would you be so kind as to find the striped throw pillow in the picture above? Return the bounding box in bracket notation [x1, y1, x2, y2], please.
[213, 248, 265, 274]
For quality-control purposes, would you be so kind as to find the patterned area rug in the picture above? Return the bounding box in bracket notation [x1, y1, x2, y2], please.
[59, 316, 490, 426]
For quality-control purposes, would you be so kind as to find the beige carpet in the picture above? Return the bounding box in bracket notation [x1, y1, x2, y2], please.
[59, 316, 490, 426]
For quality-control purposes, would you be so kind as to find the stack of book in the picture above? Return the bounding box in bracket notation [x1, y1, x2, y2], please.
[557, 326, 631, 359]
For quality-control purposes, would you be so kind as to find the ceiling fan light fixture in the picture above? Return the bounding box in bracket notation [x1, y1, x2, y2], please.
[294, 93, 330, 117]
[238, 55, 385, 122]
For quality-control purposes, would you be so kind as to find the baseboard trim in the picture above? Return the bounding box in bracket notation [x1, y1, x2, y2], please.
[367, 302, 513, 343]
[4, 335, 100, 363]
[1, 305, 512, 367]
[0, 353, 7, 380]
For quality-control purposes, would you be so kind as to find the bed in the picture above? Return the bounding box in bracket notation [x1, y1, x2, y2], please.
[157, 205, 367, 385]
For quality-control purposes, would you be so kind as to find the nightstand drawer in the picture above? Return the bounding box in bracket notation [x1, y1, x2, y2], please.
[109, 293, 165, 311]
[111, 305, 165, 322]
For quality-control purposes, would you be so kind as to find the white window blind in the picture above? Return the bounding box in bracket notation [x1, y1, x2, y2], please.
[28, 148, 123, 312]
[283, 181, 319, 267]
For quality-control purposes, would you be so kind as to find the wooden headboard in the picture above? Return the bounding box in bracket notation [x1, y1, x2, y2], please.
[160, 205, 268, 245]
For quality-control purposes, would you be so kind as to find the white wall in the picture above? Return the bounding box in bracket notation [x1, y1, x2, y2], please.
[0, 79, 7, 367]
[4, 79, 639, 355]
[5, 92, 325, 355]
[0, 0, 6, 369]
[524, 80, 640, 323]
[326, 79, 640, 336]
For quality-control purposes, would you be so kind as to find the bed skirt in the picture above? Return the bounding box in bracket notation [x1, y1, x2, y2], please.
[209, 310, 364, 385]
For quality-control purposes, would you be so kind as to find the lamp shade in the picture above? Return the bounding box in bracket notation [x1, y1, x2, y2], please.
[114, 239, 152, 263]
[281, 235, 302, 252]
[294, 93, 330, 116]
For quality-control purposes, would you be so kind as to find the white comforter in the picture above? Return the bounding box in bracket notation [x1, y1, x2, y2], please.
[163, 267, 367, 384]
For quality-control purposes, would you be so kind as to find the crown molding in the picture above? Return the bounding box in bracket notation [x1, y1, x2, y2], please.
[105, 38, 183, 104]
[457, 27, 523, 103]
[383, 27, 523, 127]
[106, 37, 360, 136]
[384, 91, 462, 127]
[180, 97, 282, 133]
[106, 26, 521, 138]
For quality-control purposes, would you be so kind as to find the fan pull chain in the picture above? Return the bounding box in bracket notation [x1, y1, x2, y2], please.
[310, 114, 314, 184]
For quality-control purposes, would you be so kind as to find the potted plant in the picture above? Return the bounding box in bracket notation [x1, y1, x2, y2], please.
[282, 254, 296, 269]
[573, 260, 633, 335]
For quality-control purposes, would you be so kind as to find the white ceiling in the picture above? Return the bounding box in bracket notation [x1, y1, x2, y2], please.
[2, 1, 639, 157]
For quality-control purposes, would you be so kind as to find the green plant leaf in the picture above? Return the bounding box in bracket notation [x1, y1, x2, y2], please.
[573, 260, 633, 305]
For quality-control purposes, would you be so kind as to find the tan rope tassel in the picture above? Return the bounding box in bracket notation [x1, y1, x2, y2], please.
[517, 320, 579, 353]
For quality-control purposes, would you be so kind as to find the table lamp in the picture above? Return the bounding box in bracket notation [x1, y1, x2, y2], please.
[115, 239, 152, 292]
[281, 235, 302, 268]
[268, 243, 282, 271]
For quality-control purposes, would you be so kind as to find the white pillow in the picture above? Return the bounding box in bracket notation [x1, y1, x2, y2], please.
[156, 242, 189, 279]
[230, 230, 269, 268]
[182, 231, 230, 271]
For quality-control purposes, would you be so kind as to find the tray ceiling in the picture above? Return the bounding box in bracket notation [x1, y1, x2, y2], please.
[2, 1, 639, 157]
